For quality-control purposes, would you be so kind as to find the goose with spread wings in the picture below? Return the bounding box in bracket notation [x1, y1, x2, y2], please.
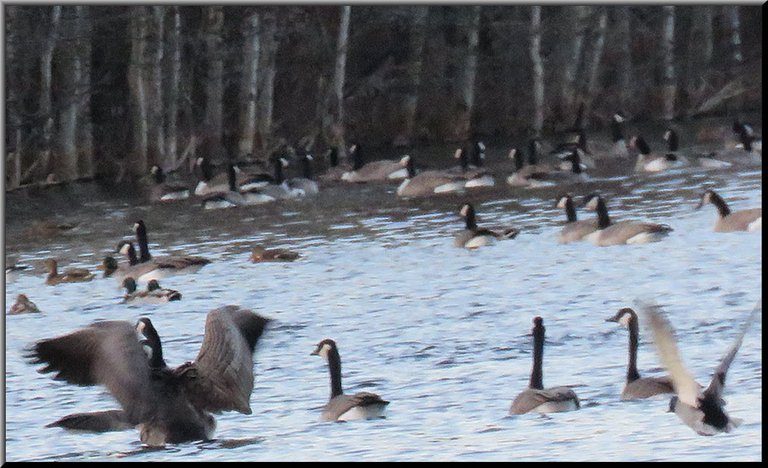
[27, 306, 271, 446]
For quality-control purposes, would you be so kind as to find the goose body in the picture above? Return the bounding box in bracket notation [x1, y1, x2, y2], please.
[631, 136, 688, 172]
[9, 294, 41, 315]
[287, 153, 320, 196]
[510, 317, 580, 415]
[27, 306, 270, 445]
[341, 144, 408, 183]
[583, 193, 673, 246]
[317, 147, 350, 182]
[133, 221, 211, 278]
[149, 165, 190, 201]
[696, 189, 762, 232]
[454, 203, 519, 249]
[606, 308, 674, 400]
[555, 194, 598, 244]
[311, 339, 389, 422]
[451, 142, 495, 188]
[396, 155, 466, 198]
[44, 259, 94, 285]
[641, 300, 760, 435]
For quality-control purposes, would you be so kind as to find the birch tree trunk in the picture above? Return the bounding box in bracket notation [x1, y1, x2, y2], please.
[330, 5, 351, 148]
[204, 6, 224, 160]
[147, 6, 165, 170]
[560, 6, 590, 118]
[256, 11, 278, 156]
[75, 5, 94, 178]
[165, 6, 181, 169]
[529, 6, 544, 135]
[616, 6, 632, 112]
[40, 6, 62, 179]
[6, 6, 23, 188]
[400, 5, 429, 145]
[661, 6, 676, 120]
[582, 8, 608, 123]
[58, 6, 81, 181]
[457, 5, 481, 140]
[129, 7, 149, 178]
[238, 12, 261, 160]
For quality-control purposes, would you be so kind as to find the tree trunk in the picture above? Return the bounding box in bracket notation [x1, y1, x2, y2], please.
[5, 6, 23, 189]
[560, 6, 590, 119]
[146, 6, 165, 172]
[582, 8, 608, 123]
[661, 6, 676, 120]
[58, 6, 82, 182]
[529, 6, 544, 135]
[128, 7, 149, 178]
[726, 6, 743, 69]
[238, 12, 261, 160]
[204, 6, 224, 161]
[616, 6, 632, 112]
[76, 6, 94, 179]
[400, 5, 429, 145]
[701, 7, 713, 67]
[40, 6, 62, 179]
[256, 11, 278, 157]
[457, 5, 481, 140]
[165, 6, 182, 169]
[330, 5, 351, 148]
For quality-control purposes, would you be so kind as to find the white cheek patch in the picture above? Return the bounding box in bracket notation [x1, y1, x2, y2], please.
[508, 149, 517, 159]
[585, 197, 599, 211]
[460, 205, 470, 217]
[318, 343, 332, 360]
[453, 149, 462, 159]
[618, 313, 632, 328]
[556, 197, 568, 209]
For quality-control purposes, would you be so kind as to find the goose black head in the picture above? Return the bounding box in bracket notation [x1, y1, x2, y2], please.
[136, 317, 166, 369]
[150, 165, 166, 184]
[311, 338, 338, 359]
[663, 129, 679, 151]
[606, 307, 636, 327]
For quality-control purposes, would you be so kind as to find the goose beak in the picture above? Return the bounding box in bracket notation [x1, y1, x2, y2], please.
[605, 316, 618, 323]
[310, 349, 319, 356]
[694, 199, 704, 210]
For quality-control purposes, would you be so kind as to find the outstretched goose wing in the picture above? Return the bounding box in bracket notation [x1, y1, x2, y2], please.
[187, 306, 271, 415]
[27, 320, 155, 425]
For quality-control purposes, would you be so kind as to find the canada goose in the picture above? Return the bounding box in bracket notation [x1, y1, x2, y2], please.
[5, 263, 29, 282]
[193, 157, 227, 196]
[641, 299, 760, 436]
[605, 308, 674, 400]
[122, 277, 182, 304]
[341, 143, 408, 183]
[249, 245, 301, 262]
[582, 193, 673, 246]
[450, 146, 496, 188]
[454, 203, 519, 249]
[27, 306, 271, 445]
[255, 157, 305, 199]
[318, 146, 350, 182]
[608, 112, 630, 158]
[9, 294, 41, 315]
[510, 317, 580, 415]
[311, 339, 390, 422]
[200, 163, 276, 208]
[555, 194, 598, 244]
[149, 165, 190, 201]
[664, 128, 732, 169]
[287, 153, 320, 196]
[44, 259, 95, 285]
[631, 135, 687, 172]
[506, 148, 555, 188]
[695, 189, 761, 232]
[733, 120, 761, 154]
[133, 220, 211, 275]
[113, 242, 166, 284]
[396, 155, 466, 198]
[45, 410, 134, 433]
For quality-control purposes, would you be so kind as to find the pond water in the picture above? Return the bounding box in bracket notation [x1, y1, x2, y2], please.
[3, 138, 762, 462]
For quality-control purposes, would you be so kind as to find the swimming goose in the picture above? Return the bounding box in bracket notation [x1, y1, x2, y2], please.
[733, 120, 761, 153]
[311, 338, 390, 422]
[9, 294, 41, 315]
[133, 220, 212, 275]
[341, 143, 408, 183]
[255, 157, 305, 199]
[396, 155, 467, 198]
[455, 140, 495, 188]
[249, 245, 301, 262]
[664, 129, 732, 169]
[149, 165, 190, 201]
[44, 259, 95, 285]
[506, 147, 555, 188]
[510, 317, 580, 415]
[582, 193, 673, 246]
[454, 203, 519, 249]
[605, 307, 674, 400]
[317, 146, 350, 182]
[641, 299, 760, 436]
[27, 306, 271, 445]
[287, 153, 320, 196]
[631, 135, 688, 172]
[113, 242, 166, 284]
[555, 194, 598, 244]
[695, 189, 761, 232]
[122, 277, 182, 304]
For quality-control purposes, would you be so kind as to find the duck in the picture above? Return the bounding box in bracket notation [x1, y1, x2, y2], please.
[582, 193, 673, 246]
[641, 299, 760, 436]
[249, 245, 301, 262]
[122, 277, 182, 304]
[396, 155, 467, 198]
[510, 317, 580, 415]
[555, 194, 598, 244]
[132, 220, 212, 277]
[454, 203, 519, 249]
[26, 220, 79, 238]
[311, 338, 390, 422]
[631, 135, 688, 172]
[43, 259, 95, 285]
[695, 189, 761, 232]
[287, 152, 320, 196]
[605, 307, 675, 400]
[341, 143, 408, 183]
[8, 293, 41, 315]
[148, 165, 190, 201]
[27, 306, 271, 446]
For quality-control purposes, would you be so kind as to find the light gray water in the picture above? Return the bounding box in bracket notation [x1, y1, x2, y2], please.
[3, 147, 763, 462]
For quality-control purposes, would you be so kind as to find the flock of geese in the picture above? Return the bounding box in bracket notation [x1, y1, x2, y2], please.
[7, 116, 763, 449]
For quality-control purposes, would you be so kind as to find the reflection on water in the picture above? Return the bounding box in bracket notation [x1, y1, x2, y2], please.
[4, 141, 763, 461]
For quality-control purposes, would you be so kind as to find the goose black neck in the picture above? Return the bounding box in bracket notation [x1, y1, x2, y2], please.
[302, 157, 313, 179]
[352, 145, 364, 170]
[464, 207, 478, 230]
[153, 167, 166, 184]
[273, 159, 284, 184]
[125, 243, 139, 266]
[527, 139, 539, 165]
[667, 131, 679, 152]
[709, 192, 731, 217]
[135, 222, 152, 263]
[227, 164, 237, 192]
[530, 324, 545, 390]
[329, 147, 339, 167]
[626, 313, 641, 383]
[563, 197, 577, 223]
[326, 346, 344, 399]
[459, 149, 469, 171]
[595, 197, 611, 229]
[405, 157, 416, 178]
[514, 151, 524, 171]
[570, 151, 582, 175]
[198, 158, 213, 182]
[611, 119, 624, 143]
[141, 321, 167, 369]
[739, 132, 753, 152]
[471, 143, 483, 167]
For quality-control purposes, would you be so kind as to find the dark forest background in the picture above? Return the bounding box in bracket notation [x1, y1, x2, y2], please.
[3, 5, 762, 189]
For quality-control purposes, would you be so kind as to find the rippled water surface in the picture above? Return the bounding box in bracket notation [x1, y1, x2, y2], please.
[3, 146, 763, 461]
